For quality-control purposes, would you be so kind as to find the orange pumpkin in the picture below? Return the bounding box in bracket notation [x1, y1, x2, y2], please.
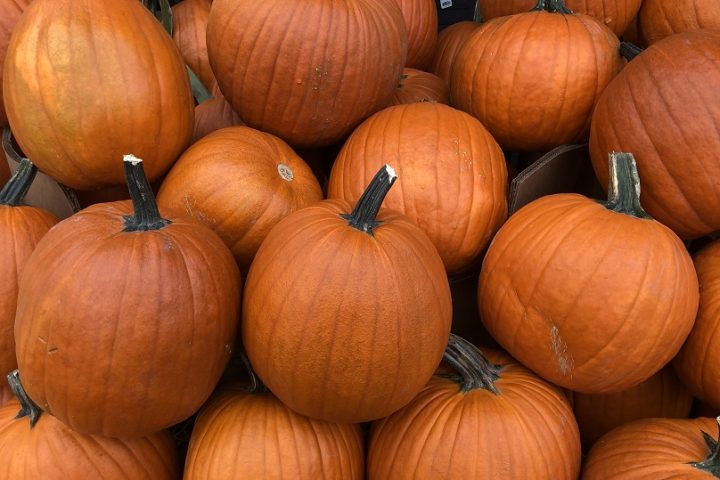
[639, 0, 720, 45]
[478, 153, 699, 393]
[3, 0, 194, 190]
[0, 383, 12, 407]
[390, 68, 449, 105]
[429, 20, 480, 83]
[172, 0, 214, 89]
[243, 166, 452, 423]
[0, 0, 32, 127]
[191, 94, 244, 143]
[393, 0, 438, 70]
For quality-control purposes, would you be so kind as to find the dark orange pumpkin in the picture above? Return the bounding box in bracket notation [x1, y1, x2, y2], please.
[582, 417, 720, 479]
[638, 0, 720, 45]
[451, 0, 623, 152]
[0, 159, 58, 378]
[0, 371, 179, 479]
[0, 0, 32, 127]
[393, 0, 438, 70]
[192, 94, 244, 143]
[590, 30, 720, 239]
[328, 102, 507, 275]
[429, 20, 479, 83]
[368, 335, 581, 479]
[3, 0, 194, 190]
[478, 153, 699, 393]
[0, 383, 12, 407]
[390, 68, 449, 106]
[157, 126, 323, 271]
[14, 156, 241, 438]
[243, 166, 452, 423]
[206, 0, 407, 148]
[172, 0, 214, 90]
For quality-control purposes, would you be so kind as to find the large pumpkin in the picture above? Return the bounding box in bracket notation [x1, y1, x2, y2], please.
[451, 0, 623, 152]
[0, 159, 58, 378]
[590, 30, 720, 239]
[429, 19, 479, 83]
[3, 0, 194, 190]
[172, 0, 214, 89]
[639, 0, 720, 45]
[368, 335, 581, 479]
[328, 102, 507, 275]
[0, 0, 32, 127]
[243, 166, 452, 423]
[14, 156, 241, 438]
[478, 153, 699, 393]
[157, 126, 323, 271]
[394, 0, 438, 70]
[206, 0, 407, 148]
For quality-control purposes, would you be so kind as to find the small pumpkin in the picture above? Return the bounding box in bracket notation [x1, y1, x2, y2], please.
[171, 0, 214, 90]
[393, 0, 438, 70]
[390, 68, 449, 106]
[478, 152, 699, 393]
[0, 0, 32, 127]
[14, 156, 241, 438]
[191, 93, 244, 143]
[638, 0, 720, 45]
[368, 335, 581, 479]
[243, 165, 452, 423]
[429, 18, 480, 83]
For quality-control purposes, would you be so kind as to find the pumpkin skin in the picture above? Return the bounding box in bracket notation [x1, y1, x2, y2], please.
[0, 0, 32, 127]
[3, 0, 194, 190]
[571, 366, 693, 451]
[14, 159, 241, 438]
[157, 126, 324, 271]
[328, 102, 507, 275]
[429, 20, 479, 83]
[590, 30, 720, 239]
[394, 0, 438, 70]
[451, 9, 623, 152]
[368, 339, 581, 479]
[243, 167, 452, 423]
[0, 384, 12, 407]
[478, 154, 699, 393]
[191, 95, 244, 143]
[206, 0, 407, 148]
[639, 0, 720, 45]
[674, 240, 720, 410]
[172, 0, 214, 90]
[390, 68, 449, 106]
[184, 387, 364, 479]
[582, 417, 720, 479]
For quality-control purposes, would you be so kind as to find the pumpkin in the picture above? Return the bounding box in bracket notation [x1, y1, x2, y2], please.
[0, 0, 32, 127]
[328, 102, 507, 275]
[172, 0, 214, 90]
[184, 357, 364, 479]
[451, 0, 623, 152]
[571, 366, 694, 451]
[429, 19, 480, 83]
[192, 94, 244, 143]
[0, 383, 12, 407]
[3, 0, 194, 190]
[393, 0, 438, 70]
[157, 126, 323, 271]
[14, 156, 241, 438]
[478, 152, 699, 394]
[206, 0, 407, 148]
[590, 30, 720, 239]
[582, 416, 720, 479]
[0, 371, 179, 479]
[0, 159, 58, 378]
[674, 240, 720, 410]
[368, 335, 581, 479]
[390, 68, 449, 106]
[243, 165, 452, 423]
[638, 0, 720, 45]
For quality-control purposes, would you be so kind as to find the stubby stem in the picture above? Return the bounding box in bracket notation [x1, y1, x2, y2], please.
[122, 155, 171, 232]
[620, 42, 644, 61]
[443, 334, 501, 394]
[532, 0, 574, 13]
[690, 417, 720, 477]
[340, 165, 397, 235]
[473, 0, 483, 22]
[0, 158, 37, 206]
[240, 352, 268, 395]
[602, 152, 652, 219]
[7, 370, 42, 428]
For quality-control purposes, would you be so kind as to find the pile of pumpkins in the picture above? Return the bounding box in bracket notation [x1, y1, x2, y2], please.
[0, 0, 719, 477]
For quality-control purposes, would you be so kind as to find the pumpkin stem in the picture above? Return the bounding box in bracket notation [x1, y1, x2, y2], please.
[0, 158, 37, 206]
[602, 152, 652, 219]
[239, 352, 268, 395]
[531, 0, 574, 14]
[473, 0, 483, 22]
[340, 165, 397, 235]
[690, 417, 720, 476]
[620, 42, 644, 61]
[442, 334, 501, 394]
[122, 155, 171, 232]
[7, 370, 42, 428]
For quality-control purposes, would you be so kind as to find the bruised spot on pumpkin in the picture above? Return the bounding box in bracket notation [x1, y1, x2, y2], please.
[37, 336, 47, 344]
[550, 324, 574, 376]
[48, 347, 58, 354]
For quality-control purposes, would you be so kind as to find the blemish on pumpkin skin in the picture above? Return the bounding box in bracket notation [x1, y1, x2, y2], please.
[48, 347, 58, 354]
[550, 324, 574, 376]
[37, 336, 47, 344]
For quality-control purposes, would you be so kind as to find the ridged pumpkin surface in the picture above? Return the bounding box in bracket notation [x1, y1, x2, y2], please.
[639, 0, 720, 45]
[0, 0, 32, 127]
[172, 0, 214, 90]
[185, 388, 364, 479]
[429, 20, 479, 83]
[3, 0, 194, 190]
[206, 0, 407, 148]
[328, 103, 507, 275]
[394, 0, 438, 70]
[390, 68, 449, 105]
[191, 96, 244, 143]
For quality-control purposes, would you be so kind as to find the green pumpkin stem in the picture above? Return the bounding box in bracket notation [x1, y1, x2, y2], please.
[443, 334, 501, 394]
[690, 417, 720, 477]
[602, 152, 652, 219]
[473, 0, 483, 22]
[620, 42, 644, 61]
[531, 0, 574, 13]
[239, 352, 268, 395]
[0, 158, 37, 206]
[122, 155, 171, 232]
[7, 370, 42, 428]
[341, 165, 397, 235]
